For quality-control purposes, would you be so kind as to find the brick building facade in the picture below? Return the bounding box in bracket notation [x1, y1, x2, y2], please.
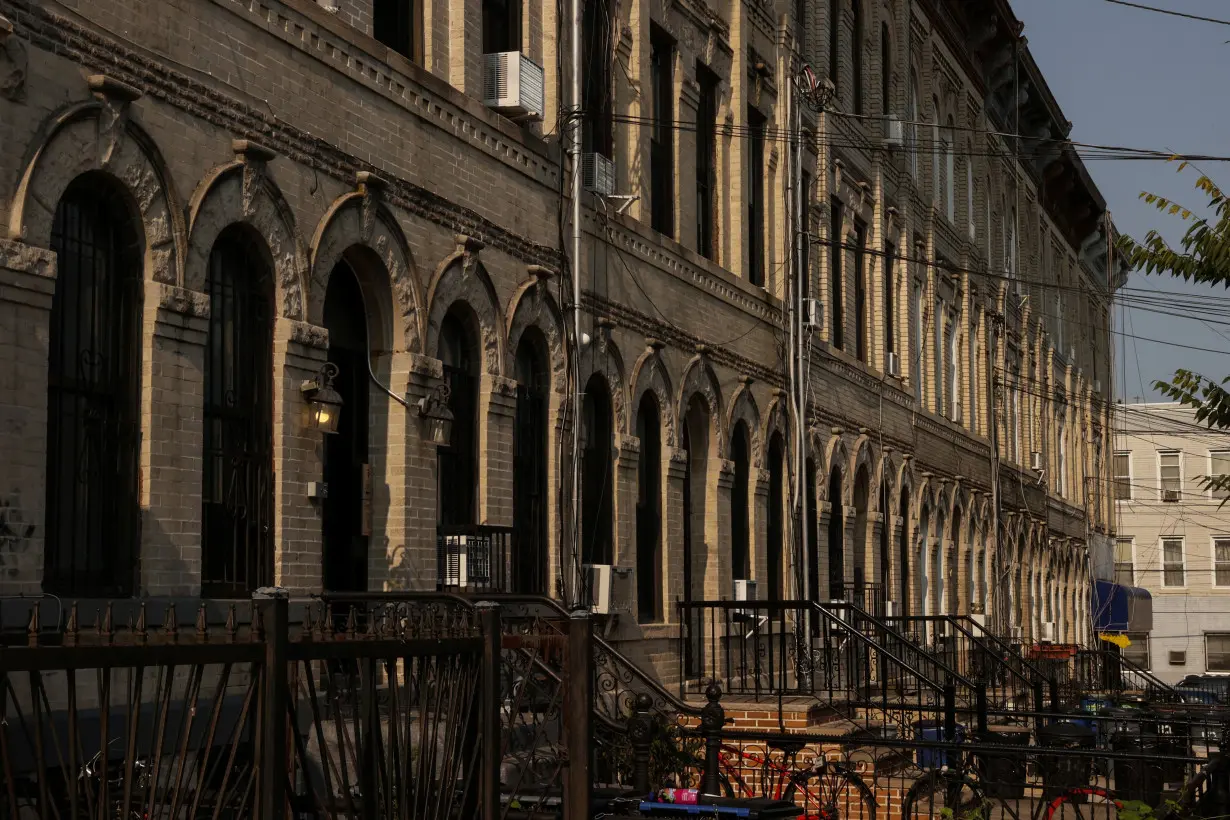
[0, 0, 1123, 661]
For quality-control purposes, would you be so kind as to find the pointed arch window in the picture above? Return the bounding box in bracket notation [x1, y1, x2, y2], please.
[439, 310, 480, 526]
[730, 422, 752, 582]
[636, 393, 663, 620]
[514, 331, 550, 594]
[44, 174, 144, 596]
[767, 433, 785, 600]
[581, 375, 615, 565]
[202, 227, 274, 597]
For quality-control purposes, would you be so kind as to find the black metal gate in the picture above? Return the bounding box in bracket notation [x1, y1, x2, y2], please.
[43, 174, 142, 596]
[202, 228, 274, 597]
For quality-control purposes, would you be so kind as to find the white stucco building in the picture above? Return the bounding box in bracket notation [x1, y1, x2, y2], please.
[1112, 402, 1230, 683]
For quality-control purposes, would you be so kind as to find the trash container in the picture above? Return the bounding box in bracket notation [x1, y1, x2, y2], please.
[1077, 697, 1115, 739]
[1037, 721, 1095, 796]
[912, 719, 966, 769]
[1148, 709, 1192, 785]
[978, 725, 1031, 799]
[1110, 727, 1164, 808]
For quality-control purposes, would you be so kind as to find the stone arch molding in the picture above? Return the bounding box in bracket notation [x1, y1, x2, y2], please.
[310, 175, 423, 353]
[726, 383, 763, 467]
[578, 329, 628, 435]
[9, 90, 185, 285]
[425, 237, 505, 376]
[676, 355, 725, 447]
[186, 141, 309, 320]
[628, 344, 677, 447]
[506, 268, 567, 396]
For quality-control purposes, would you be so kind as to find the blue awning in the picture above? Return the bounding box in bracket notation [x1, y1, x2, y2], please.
[1092, 579, 1153, 633]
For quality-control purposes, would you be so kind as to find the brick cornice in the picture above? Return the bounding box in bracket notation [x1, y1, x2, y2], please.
[7, 0, 562, 270]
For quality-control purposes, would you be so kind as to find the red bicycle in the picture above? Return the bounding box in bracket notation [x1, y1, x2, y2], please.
[702, 742, 878, 820]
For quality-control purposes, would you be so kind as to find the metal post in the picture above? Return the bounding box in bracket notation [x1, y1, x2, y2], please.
[701, 681, 726, 798]
[566, 0, 584, 608]
[976, 687, 988, 738]
[943, 680, 957, 743]
[478, 602, 501, 820]
[1033, 681, 1046, 737]
[629, 693, 653, 795]
[566, 610, 592, 819]
[1049, 677, 1061, 713]
[256, 589, 289, 820]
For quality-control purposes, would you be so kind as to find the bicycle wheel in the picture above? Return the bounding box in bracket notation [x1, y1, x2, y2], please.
[1046, 788, 1122, 820]
[901, 771, 990, 820]
[788, 759, 877, 820]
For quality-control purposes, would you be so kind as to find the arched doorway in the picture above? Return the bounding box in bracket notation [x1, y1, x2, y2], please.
[767, 432, 785, 600]
[581, 374, 614, 565]
[322, 262, 371, 592]
[513, 331, 549, 594]
[918, 505, 931, 616]
[439, 308, 480, 526]
[806, 458, 819, 601]
[931, 508, 946, 615]
[950, 506, 962, 615]
[202, 226, 274, 597]
[635, 393, 662, 621]
[682, 395, 711, 676]
[852, 466, 871, 604]
[730, 422, 751, 583]
[827, 467, 844, 600]
[878, 481, 891, 614]
[898, 493, 911, 614]
[43, 173, 143, 596]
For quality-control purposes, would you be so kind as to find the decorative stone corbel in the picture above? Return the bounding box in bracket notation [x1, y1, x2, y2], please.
[355, 171, 386, 243]
[232, 139, 277, 217]
[886, 205, 899, 238]
[87, 75, 141, 167]
[833, 159, 844, 198]
[453, 233, 485, 278]
[0, 14, 24, 102]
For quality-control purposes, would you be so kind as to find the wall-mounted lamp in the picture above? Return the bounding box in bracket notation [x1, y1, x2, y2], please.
[417, 383, 454, 447]
[301, 362, 343, 434]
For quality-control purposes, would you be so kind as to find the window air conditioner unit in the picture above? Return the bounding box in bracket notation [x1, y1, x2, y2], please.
[733, 578, 758, 618]
[969, 613, 988, 629]
[582, 152, 617, 196]
[482, 52, 545, 120]
[952, 403, 964, 425]
[887, 351, 901, 378]
[883, 115, 904, 148]
[883, 601, 901, 618]
[1010, 625, 1024, 642]
[583, 563, 613, 614]
[1040, 621, 1057, 644]
[1163, 489, 1181, 503]
[1169, 650, 1186, 666]
[1093, 379, 1103, 394]
[1031, 451, 1044, 473]
[803, 297, 822, 329]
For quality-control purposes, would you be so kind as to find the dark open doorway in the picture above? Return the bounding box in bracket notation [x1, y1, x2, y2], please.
[513, 331, 549, 594]
[322, 262, 371, 592]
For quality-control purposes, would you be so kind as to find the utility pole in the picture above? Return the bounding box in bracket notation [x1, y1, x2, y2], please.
[566, 0, 584, 607]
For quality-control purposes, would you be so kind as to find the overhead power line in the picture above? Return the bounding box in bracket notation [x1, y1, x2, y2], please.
[1102, 0, 1230, 27]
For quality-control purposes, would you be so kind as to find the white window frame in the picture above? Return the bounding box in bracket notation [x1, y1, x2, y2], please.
[912, 279, 924, 403]
[1158, 450, 1183, 503]
[1214, 536, 1230, 588]
[1209, 450, 1230, 501]
[946, 309, 959, 421]
[1057, 410, 1067, 498]
[1113, 450, 1132, 501]
[1207, 633, 1230, 673]
[1114, 536, 1134, 586]
[969, 321, 980, 434]
[1162, 536, 1186, 588]
[934, 296, 944, 415]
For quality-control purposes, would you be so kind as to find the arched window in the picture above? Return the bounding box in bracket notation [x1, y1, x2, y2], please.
[851, 0, 864, 114]
[898, 493, 910, 614]
[931, 96, 941, 204]
[514, 331, 550, 594]
[767, 433, 785, 600]
[730, 421, 752, 582]
[581, 374, 615, 565]
[202, 226, 274, 597]
[43, 174, 143, 596]
[880, 22, 891, 116]
[439, 309, 480, 526]
[806, 458, 820, 600]
[852, 466, 870, 598]
[828, 467, 844, 599]
[908, 71, 920, 180]
[636, 393, 662, 620]
[931, 508, 946, 615]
